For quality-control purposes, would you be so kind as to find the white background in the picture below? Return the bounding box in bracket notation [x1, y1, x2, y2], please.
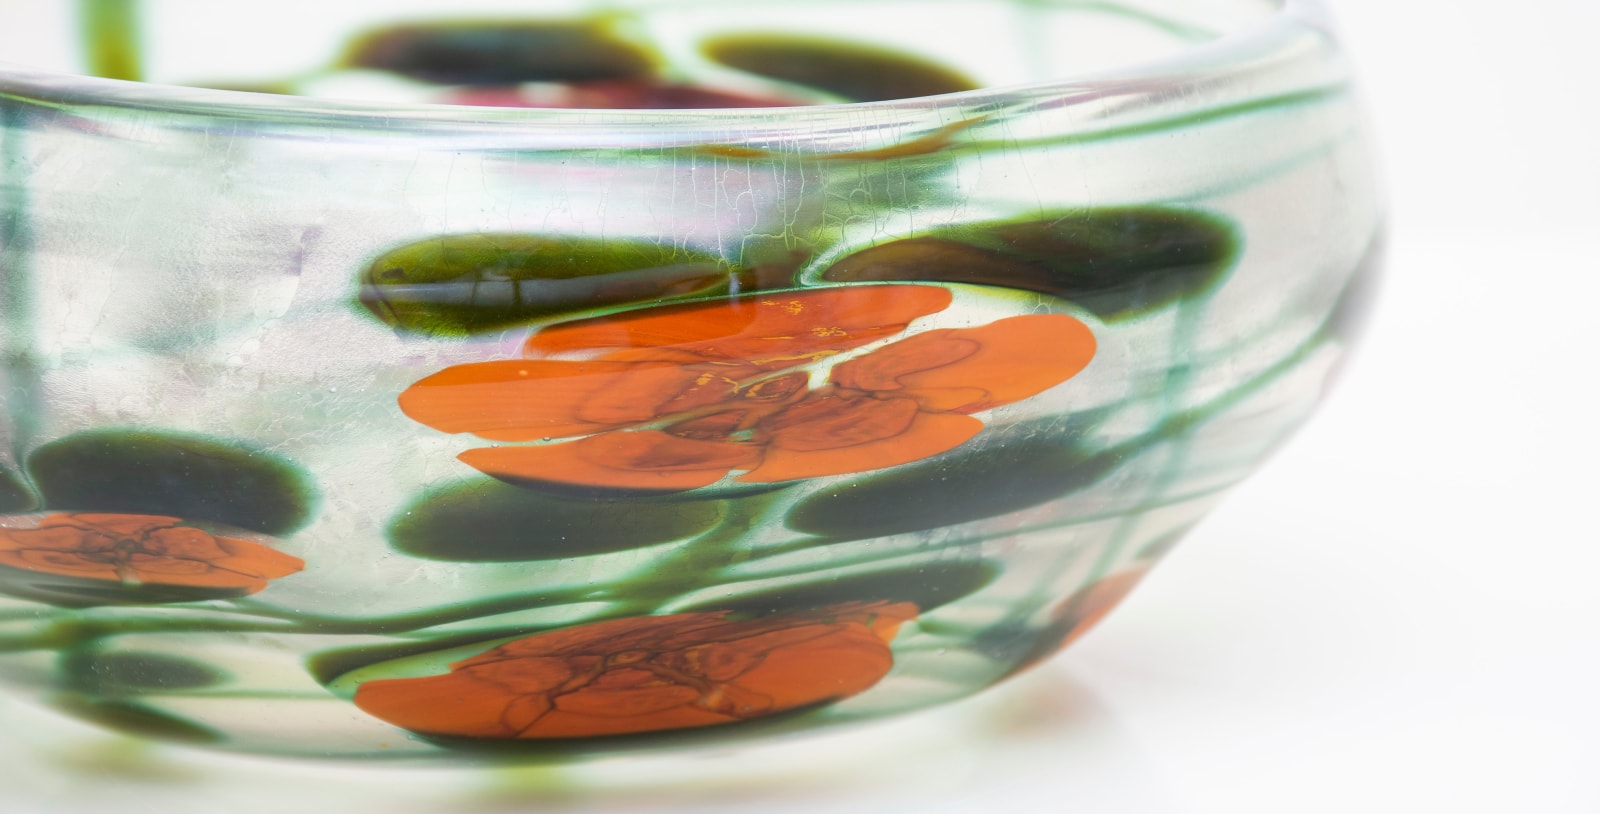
[4, 0, 1598, 811]
[1030, 0, 1600, 809]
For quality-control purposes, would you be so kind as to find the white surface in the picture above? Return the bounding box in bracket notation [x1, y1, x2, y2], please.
[5, 0, 1598, 811]
[1040, 0, 1600, 808]
[1020, 0, 1600, 807]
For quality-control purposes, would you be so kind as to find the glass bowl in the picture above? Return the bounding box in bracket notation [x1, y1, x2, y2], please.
[0, 0, 1381, 760]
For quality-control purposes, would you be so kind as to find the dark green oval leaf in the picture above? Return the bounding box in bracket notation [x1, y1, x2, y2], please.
[389, 477, 726, 561]
[702, 34, 977, 102]
[359, 234, 734, 337]
[966, 621, 1064, 678]
[26, 429, 317, 535]
[681, 560, 997, 617]
[823, 207, 1240, 321]
[787, 428, 1120, 540]
[51, 696, 223, 744]
[61, 650, 226, 694]
[0, 465, 33, 513]
[341, 20, 655, 85]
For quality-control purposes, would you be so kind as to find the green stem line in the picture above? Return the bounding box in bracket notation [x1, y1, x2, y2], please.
[1084, 291, 1214, 582]
[228, 585, 605, 635]
[597, 491, 785, 616]
[1019, 0, 1219, 42]
[1137, 327, 1331, 441]
[739, 480, 1238, 570]
[725, 313, 1343, 577]
[134, 690, 337, 701]
[962, 87, 1348, 156]
[0, 615, 298, 654]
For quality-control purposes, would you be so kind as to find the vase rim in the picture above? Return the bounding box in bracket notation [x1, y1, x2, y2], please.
[0, 0, 1337, 137]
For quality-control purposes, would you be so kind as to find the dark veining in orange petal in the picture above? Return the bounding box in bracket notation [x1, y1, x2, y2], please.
[524, 285, 952, 360]
[742, 410, 982, 483]
[398, 359, 680, 441]
[461, 432, 761, 492]
[400, 287, 1094, 489]
[0, 513, 302, 594]
[353, 601, 916, 739]
[759, 391, 920, 452]
[832, 314, 1096, 414]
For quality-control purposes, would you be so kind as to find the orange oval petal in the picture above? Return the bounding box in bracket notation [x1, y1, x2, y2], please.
[831, 313, 1095, 414]
[353, 601, 916, 740]
[525, 694, 734, 738]
[43, 513, 184, 537]
[740, 408, 982, 483]
[139, 526, 233, 561]
[724, 625, 896, 709]
[459, 431, 761, 491]
[4, 550, 118, 580]
[355, 670, 554, 740]
[0, 513, 302, 594]
[0, 524, 102, 555]
[209, 536, 308, 580]
[554, 675, 702, 718]
[398, 359, 689, 441]
[825, 333, 980, 392]
[525, 285, 952, 364]
[124, 555, 213, 576]
[758, 392, 921, 452]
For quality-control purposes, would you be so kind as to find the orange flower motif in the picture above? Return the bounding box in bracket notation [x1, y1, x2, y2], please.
[353, 600, 917, 739]
[0, 513, 304, 594]
[399, 285, 1096, 490]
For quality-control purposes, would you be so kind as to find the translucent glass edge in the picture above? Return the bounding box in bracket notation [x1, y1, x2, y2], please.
[0, 0, 1342, 133]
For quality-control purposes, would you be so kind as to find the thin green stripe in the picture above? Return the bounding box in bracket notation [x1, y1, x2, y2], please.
[1020, 0, 1219, 42]
[965, 85, 1348, 154]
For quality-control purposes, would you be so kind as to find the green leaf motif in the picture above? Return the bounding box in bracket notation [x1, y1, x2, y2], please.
[0, 465, 34, 513]
[681, 560, 998, 617]
[388, 477, 727, 562]
[341, 20, 656, 85]
[358, 234, 736, 337]
[966, 621, 1066, 678]
[822, 207, 1240, 321]
[27, 429, 318, 535]
[972, 569, 1149, 680]
[61, 650, 227, 695]
[50, 696, 223, 744]
[702, 34, 978, 102]
[787, 425, 1120, 540]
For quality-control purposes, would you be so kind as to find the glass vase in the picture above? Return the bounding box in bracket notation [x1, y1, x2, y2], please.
[0, 0, 1381, 763]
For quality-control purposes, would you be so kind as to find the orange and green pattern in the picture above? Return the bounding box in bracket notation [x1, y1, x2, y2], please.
[398, 286, 1095, 490]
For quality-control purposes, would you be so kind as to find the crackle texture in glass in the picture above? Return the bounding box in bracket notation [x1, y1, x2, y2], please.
[0, 0, 1380, 759]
